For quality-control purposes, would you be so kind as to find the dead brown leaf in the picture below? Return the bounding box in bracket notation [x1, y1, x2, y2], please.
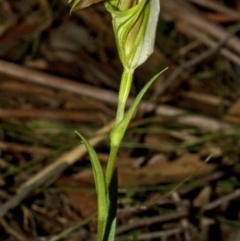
[73, 152, 216, 187]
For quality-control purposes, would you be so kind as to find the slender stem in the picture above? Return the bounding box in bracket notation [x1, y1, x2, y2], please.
[116, 69, 134, 125]
[105, 68, 134, 187]
[105, 144, 118, 189]
[103, 68, 134, 241]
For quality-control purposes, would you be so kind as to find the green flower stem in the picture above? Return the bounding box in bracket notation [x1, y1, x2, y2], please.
[103, 68, 134, 241]
[105, 68, 134, 188]
[105, 121, 123, 190]
[116, 69, 134, 125]
[105, 143, 118, 189]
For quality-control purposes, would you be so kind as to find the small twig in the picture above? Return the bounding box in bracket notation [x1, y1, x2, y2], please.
[172, 192, 191, 241]
[116, 210, 188, 235]
[0, 141, 50, 155]
[162, 23, 240, 94]
[48, 213, 95, 241]
[186, 24, 240, 66]
[0, 60, 119, 106]
[188, 0, 240, 20]
[162, 0, 240, 55]
[179, 171, 224, 195]
[201, 189, 240, 212]
[0, 108, 103, 122]
[0, 218, 28, 241]
[116, 227, 195, 241]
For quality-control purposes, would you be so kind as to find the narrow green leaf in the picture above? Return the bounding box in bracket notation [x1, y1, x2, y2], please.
[75, 131, 108, 241]
[111, 67, 168, 147]
[70, 0, 81, 13]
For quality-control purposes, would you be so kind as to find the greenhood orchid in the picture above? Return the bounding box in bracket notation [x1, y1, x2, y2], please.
[70, 1, 164, 241]
[105, 0, 160, 71]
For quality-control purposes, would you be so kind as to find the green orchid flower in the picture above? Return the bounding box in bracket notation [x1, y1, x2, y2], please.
[105, 0, 160, 72]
